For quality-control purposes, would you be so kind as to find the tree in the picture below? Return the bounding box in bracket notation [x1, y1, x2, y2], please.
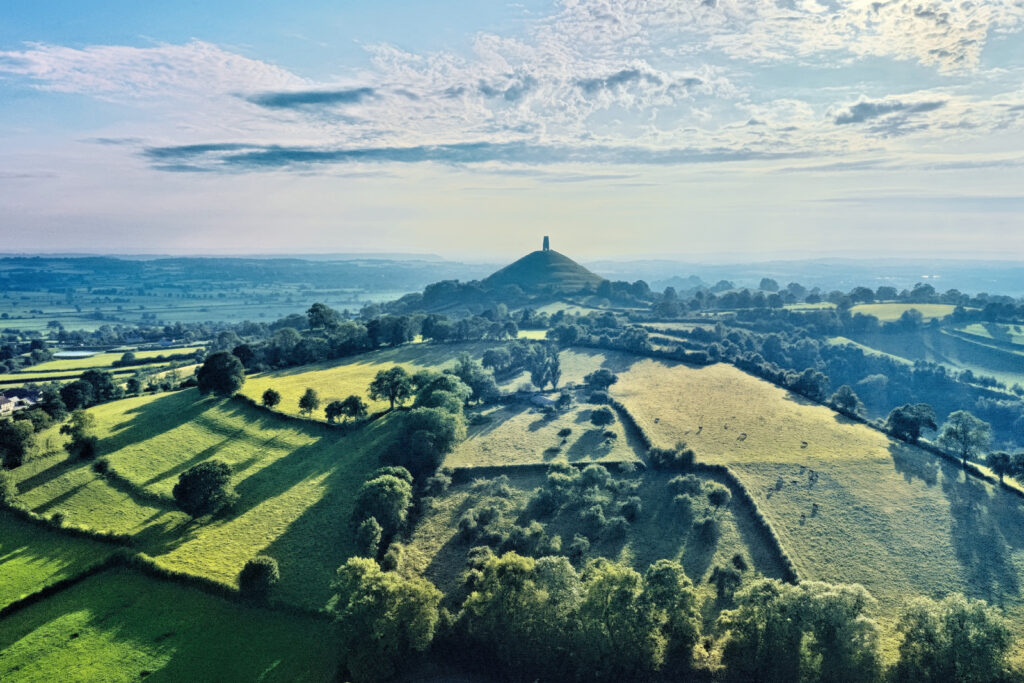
[706, 483, 731, 509]
[448, 353, 498, 404]
[937, 410, 991, 468]
[261, 388, 281, 408]
[369, 366, 413, 410]
[238, 556, 280, 600]
[830, 385, 865, 418]
[759, 277, 779, 292]
[481, 347, 511, 373]
[352, 474, 413, 538]
[60, 409, 98, 460]
[383, 407, 466, 479]
[298, 387, 320, 417]
[0, 419, 34, 469]
[196, 351, 245, 397]
[893, 593, 1012, 683]
[584, 368, 619, 391]
[589, 406, 615, 428]
[0, 469, 16, 503]
[324, 400, 345, 423]
[643, 559, 702, 671]
[307, 302, 341, 330]
[357, 517, 382, 557]
[172, 459, 235, 517]
[333, 558, 442, 682]
[339, 394, 369, 421]
[886, 404, 937, 444]
[987, 452, 1013, 483]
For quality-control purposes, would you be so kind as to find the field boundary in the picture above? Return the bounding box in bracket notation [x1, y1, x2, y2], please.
[0, 499, 134, 546]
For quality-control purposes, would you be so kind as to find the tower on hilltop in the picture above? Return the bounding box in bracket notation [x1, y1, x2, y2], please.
[543, 236, 550, 251]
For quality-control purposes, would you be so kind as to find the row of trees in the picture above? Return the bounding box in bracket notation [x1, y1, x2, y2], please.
[331, 550, 1017, 683]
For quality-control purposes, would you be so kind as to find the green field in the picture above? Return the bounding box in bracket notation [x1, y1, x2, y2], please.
[0, 568, 339, 682]
[7, 389, 389, 609]
[0, 512, 114, 609]
[612, 357, 1024, 660]
[28, 347, 204, 373]
[444, 401, 642, 469]
[826, 336, 913, 365]
[957, 323, 1024, 346]
[850, 302, 957, 321]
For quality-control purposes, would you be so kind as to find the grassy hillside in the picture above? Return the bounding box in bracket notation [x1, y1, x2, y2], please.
[483, 249, 605, 292]
[0, 512, 114, 609]
[239, 342, 488, 416]
[0, 568, 339, 682]
[444, 402, 641, 469]
[8, 389, 390, 609]
[29, 348, 203, 373]
[612, 357, 1024, 658]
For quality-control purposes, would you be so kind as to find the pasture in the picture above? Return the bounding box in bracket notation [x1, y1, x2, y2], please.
[612, 357, 1024, 659]
[28, 347, 204, 373]
[850, 302, 957, 321]
[0, 511, 114, 609]
[444, 401, 641, 469]
[0, 568, 339, 682]
[8, 389, 390, 609]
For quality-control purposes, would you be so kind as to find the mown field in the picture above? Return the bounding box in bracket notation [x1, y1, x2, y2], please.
[850, 302, 957, 321]
[29, 347, 204, 373]
[0, 512, 114, 609]
[0, 568, 339, 682]
[406, 469, 787, 600]
[444, 401, 641, 469]
[612, 356, 1024, 661]
[7, 389, 389, 609]
[958, 322, 1024, 346]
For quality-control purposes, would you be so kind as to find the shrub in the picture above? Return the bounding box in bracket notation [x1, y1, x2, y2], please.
[649, 442, 696, 469]
[238, 555, 280, 600]
[620, 496, 642, 521]
[0, 469, 15, 503]
[558, 427, 573, 438]
[590, 406, 615, 428]
[668, 474, 703, 496]
[568, 534, 590, 563]
[357, 517, 383, 558]
[580, 464, 611, 490]
[352, 475, 413, 538]
[709, 564, 742, 600]
[695, 516, 721, 544]
[172, 460, 236, 517]
[588, 390, 610, 404]
[672, 494, 695, 519]
[580, 505, 607, 539]
[604, 516, 629, 539]
[706, 483, 732, 509]
[91, 457, 110, 474]
[423, 470, 452, 496]
[261, 388, 281, 408]
[50, 511, 65, 526]
[373, 466, 413, 487]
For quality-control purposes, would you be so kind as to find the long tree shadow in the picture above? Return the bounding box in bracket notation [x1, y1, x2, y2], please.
[940, 463, 1021, 606]
[890, 442, 940, 487]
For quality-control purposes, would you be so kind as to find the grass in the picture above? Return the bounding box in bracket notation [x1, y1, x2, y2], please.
[611, 357, 1024, 661]
[516, 329, 549, 340]
[240, 342, 491, 417]
[826, 336, 912, 365]
[28, 347, 203, 373]
[850, 302, 957, 321]
[9, 389, 390, 610]
[444, 400, 641, 469]
[958, 323, 1024, 346]
[407, 469, 787, 600]
[0, 511, 114, 609]
[0, 567, 339, 682]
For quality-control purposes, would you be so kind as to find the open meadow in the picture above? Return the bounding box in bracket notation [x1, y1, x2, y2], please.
[0, 568, 339, 682]
[611, 356, 1024, 660]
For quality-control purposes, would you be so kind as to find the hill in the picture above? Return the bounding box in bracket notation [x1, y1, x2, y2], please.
[483, 248, 605, 293]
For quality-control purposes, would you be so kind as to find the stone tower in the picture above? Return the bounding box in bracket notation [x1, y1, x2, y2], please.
[543, 236, 550, 251]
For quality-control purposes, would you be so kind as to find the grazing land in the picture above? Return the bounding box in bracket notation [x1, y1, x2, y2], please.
[444, 402, 641, 469]
[0, 568, 339, 682]
[0, 511, 114, 609]
[850, 302, 957, 321]
[612, 357, 1024, 659]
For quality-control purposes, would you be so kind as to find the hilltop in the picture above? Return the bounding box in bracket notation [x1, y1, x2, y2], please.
[482, 245, 605, 293]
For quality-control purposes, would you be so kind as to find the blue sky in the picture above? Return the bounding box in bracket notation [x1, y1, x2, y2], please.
[1, 0, 1022, 260]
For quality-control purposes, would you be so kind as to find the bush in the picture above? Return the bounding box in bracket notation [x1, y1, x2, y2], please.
[589, 406, 615, 428]
[620, 496, 642, 521]
[695, 516, 721, 544]
[668, 474, 702, 496]
[580, 505, 606, 539]
[172, 460, 236, 517]
[706, 483, 732, 509]
[568, 534, 590, 563]
[423, 470, 452, 496]
[557, 427, 572, 438]
[91, 457, 110, 474]
[373, 466, 413, 487]
[580, 464, 611, 490]
[238, 555, 280, 600]
[672, 494, 695, 519]
[588, 390, 610, 404]
[50, 511, 65, 526]
[649, 442, 696, 469]
[0, 469, 15, 503]
[604, 516, 629, 539]
[261, 388, 281, 408]
[357, 517, 383, 558]
[352, 475, 413, 538]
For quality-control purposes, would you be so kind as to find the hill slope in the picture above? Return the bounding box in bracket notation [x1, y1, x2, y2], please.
[483, 249, 604, 292]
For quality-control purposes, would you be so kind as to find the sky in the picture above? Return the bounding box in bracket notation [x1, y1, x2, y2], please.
[0, 0, 1023, 261]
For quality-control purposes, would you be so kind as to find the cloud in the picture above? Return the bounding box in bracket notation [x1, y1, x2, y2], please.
[246, 87, 375, 108]
[575, 68, 664, 94]
[833, 98, 947, 124]
[142, 140, 804, 170]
